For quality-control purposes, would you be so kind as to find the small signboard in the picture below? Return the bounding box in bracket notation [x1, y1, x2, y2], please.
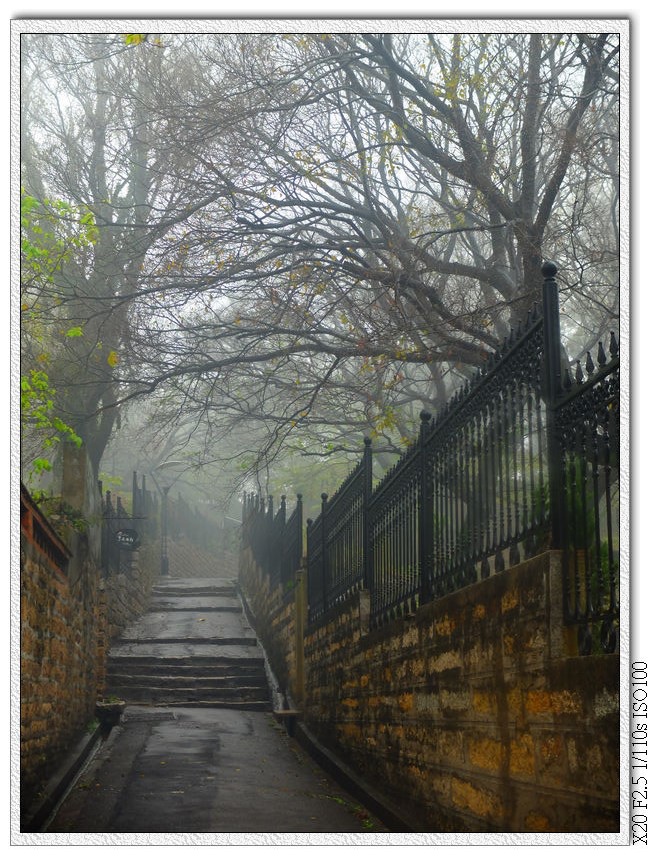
[115, 528, 141, 550]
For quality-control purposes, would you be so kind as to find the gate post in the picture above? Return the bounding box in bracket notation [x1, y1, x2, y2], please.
[541, 260, 565, 550]
[362, 437, 373, 595]
[419, 411, 433, 603]
[320, 493, 329, 613]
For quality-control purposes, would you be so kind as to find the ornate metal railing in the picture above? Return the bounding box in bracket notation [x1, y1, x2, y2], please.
[243, 492, 303, 593]
[307, 447, 370, 618]
[280, 494, 303, 586]
[241, 263, 620, 653]
[99, 470, 159, 576]
[554, 332, 620, 653]
[100, 489, 134, 577]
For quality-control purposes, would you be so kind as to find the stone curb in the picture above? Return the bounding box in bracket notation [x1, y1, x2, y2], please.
[21, 724, 106, 832]
[238, 583, 414, 831]
[292, 721, 416, 832]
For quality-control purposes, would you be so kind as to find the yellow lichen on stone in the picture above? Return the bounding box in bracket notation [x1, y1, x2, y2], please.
[549, 690, 582, 714]
[430, 650, 462, 672]
[540, 734, 563, 764]
[468, 736, 503, 771]
[472, 603, 487, 621]
[510, 734, 535, 776]
[472, 690, 496, 714]
[451, 777, 504, 820]
[435, 615, 454, 637]
[501, 588, 519, 613]
[525, 812, 551, 831]
[525, 690, 551, 714]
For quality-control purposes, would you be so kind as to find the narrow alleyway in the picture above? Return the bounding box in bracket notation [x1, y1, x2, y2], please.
[45, 540, 386, 836]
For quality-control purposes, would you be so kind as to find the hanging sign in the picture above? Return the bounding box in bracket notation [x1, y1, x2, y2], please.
[115, 528, 141, 550]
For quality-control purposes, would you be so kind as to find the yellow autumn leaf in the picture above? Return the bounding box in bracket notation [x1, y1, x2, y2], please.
[107, 350, 119, 368]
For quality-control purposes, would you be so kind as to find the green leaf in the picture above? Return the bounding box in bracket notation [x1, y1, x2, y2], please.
[66, 326, 84, 338]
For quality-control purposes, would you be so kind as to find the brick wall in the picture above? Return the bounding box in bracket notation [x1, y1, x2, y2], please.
[238, 547, 304, 704]
[103, 543, 156, 647]
[20, 485, 103, 815]
[20, 447, 157, 819]
[239, 549, 620, 832]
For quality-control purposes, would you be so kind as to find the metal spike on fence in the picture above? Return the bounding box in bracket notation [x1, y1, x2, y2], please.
[609, 331, 619, 358]
[575, 359, 584, 385]
[563, 367, 573, 390]
[586, 350, 595, 376]
[597, 341, 607, 366]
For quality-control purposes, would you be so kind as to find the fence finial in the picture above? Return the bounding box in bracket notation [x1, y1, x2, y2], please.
[541, 259, 558, 280]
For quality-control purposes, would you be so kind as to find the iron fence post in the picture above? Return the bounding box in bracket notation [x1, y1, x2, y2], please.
[419, 411, 433, 603]
[362, 437, 373, 594]
[267, 495, 274, 574]
[161, 486, 170, 575]
[296, 493, 304, 562]
[541, 260, 565, 550]
[320, 493, 329, 613]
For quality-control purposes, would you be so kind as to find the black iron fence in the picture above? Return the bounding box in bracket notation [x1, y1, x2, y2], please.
[242, 493, 304, 592]
[241, 263, 620, 654]
[101, 470, 232, 577]
[100, 488, 137, 577]
[100, 471, 158, 577]
[554, 333, 620, 653]
[306, 450, 370, 619]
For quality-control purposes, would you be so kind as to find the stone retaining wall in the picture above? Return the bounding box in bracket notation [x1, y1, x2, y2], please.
[20, 446, 157, 822]
[20, 487, 102, 819]
[239, 548, 620, 832]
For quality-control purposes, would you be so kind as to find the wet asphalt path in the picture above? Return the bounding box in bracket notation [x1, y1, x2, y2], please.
[47, 705, 384, 837]
[45, 547, 386, 838]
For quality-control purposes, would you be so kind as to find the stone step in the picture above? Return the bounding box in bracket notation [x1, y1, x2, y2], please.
[111, 636, 259, 646]
[107, 651, 264, 662]
[110, 684, 271, 704]
[147, 604, 241, 613]
[107, 658, 266, 676]
[153, 586, 236, 597]
[131, 699, 272, 712]
[106, 673, 269, 688]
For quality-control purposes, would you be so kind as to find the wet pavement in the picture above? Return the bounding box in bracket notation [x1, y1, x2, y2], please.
[46, 705, 385, 836]
[43, 541, 388, 838]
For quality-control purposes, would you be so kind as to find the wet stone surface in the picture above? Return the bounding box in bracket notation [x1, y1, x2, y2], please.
[47, 707, 386, 835]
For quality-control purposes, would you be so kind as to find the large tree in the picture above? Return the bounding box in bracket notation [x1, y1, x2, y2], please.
[20, 30, 620, 488]
[21, 32, 218, 475]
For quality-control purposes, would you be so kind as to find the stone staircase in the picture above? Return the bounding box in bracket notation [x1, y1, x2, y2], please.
[105, 562, 272, 712]
[105, 655, 271, 710]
